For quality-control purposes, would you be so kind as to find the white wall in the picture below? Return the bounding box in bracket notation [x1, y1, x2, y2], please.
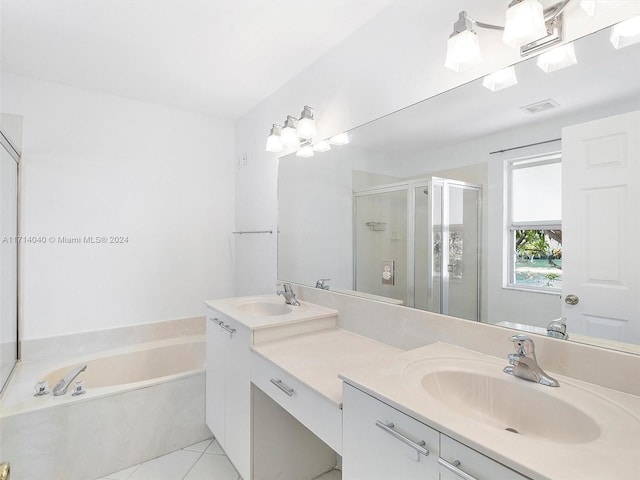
[2, 73, 235, 341]
[234, 0, 640, 296]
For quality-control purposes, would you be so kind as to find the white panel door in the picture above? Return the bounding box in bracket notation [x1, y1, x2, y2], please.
[562, 110, 640, 343]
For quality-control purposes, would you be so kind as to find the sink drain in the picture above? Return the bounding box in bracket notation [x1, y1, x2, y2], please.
[505, 427, 519, 434]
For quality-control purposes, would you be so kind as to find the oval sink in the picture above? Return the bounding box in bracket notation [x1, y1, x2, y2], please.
[236, 301, 294, 316]
[420, 367, 601, 444]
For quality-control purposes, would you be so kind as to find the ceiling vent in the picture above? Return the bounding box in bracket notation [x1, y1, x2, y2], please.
[520, 99, 559, 114]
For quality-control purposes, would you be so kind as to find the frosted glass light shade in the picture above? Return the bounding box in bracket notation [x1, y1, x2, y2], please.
[297, 106, 316, 138]
[296, 144, 314, 158]
[281, 116, 299, 147]
[536, 43, 577, 73]
[610, 15, 640, 49]
[445, 30, 482, 72]
[579, 0, 596, 16]
[313, 140, 331, 152]
[482, 66, 518, 91]
[265, 125, 283, 153]
[502, 0, 547, 48]
[329, 132, 350, 146]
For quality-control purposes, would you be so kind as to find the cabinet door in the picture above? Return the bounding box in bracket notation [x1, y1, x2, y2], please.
[439, 435, 530, 480]
[205, 309, 226, 445]
[342, 384, 439, 480]
[222, 317, 251, 480]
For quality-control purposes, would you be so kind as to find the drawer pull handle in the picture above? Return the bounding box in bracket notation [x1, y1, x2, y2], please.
[437, 458, 477, 480]
[221, 324, 236, 337]
[270, 378, 294, 396]
[209, 317, 223, 326]
[374, 420, 430, 457]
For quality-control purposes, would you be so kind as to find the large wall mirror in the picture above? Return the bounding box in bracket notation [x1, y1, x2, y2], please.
[278, 26, 640, 354]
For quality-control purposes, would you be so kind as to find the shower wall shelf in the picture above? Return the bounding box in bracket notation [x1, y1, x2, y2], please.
[366, 222, 387, 231]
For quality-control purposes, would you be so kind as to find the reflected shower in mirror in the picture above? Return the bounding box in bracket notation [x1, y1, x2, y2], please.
[0, 119, 21, 393]
[277, 26, 640, 353]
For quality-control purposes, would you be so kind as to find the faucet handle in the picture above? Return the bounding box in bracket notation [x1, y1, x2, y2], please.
[509, 334, 535, 356]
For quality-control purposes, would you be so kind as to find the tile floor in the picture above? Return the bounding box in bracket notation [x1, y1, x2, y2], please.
[96, 438, 240, 480]
[96, 437, 341, 480]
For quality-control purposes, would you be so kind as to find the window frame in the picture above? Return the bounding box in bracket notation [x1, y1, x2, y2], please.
[505, 153, 562, 293]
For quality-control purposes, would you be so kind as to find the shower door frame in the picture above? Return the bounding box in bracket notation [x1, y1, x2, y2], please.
[353, 177, 482, 320]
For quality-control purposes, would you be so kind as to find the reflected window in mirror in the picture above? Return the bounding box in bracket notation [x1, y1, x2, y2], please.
[507, 154, 562, 292]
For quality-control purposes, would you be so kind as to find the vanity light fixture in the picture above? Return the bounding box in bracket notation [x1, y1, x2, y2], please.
[313, 140, 331, 152]
[296, 142, 314, 158]
[265, 124, 284, 153]
[297, 106, 317, 139]
[482, 65, 518, 91]
[329, 132, 350, 146]
[610, 15, 640, 49]
[281, 115, 300, 147]
[445, 0, 574, 72]
[536, 42, 577, 72]
[503, 0, 547, 48]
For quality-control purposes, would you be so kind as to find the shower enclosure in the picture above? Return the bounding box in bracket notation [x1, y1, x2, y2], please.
[354, 177, 481, 321]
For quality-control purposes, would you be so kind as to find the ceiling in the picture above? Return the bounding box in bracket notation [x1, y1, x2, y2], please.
[1, 0, 393, 119]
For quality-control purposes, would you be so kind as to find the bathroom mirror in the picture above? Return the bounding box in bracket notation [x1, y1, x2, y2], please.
[277, 26, 640, 353]
[0, 122, 21, 393]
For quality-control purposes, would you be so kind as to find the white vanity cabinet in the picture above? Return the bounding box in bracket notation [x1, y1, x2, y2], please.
[439, 435, 530, 480]
[342, 384, 440, 479]
[342, 384, 531, 480]
[205, 307, 251, 480]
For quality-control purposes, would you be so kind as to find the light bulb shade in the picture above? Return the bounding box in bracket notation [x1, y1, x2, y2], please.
[536, 43, 577, 72]
[296, 144, 314, 158]
[610, 15, 640, 49]
[502, 0, 547, 48]
[313, 140, 331, 152]
[579, 0, 596, 16]
[445, 29, 482, 72]
[482, 66, 518, 91]
[329, 132, 350, 146]
[281, 115, 299, 147]
[297, 106, 316, 138]
[265, 124, 284, 153]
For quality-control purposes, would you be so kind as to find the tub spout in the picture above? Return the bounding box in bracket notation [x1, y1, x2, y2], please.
[53, 364, 87, 396]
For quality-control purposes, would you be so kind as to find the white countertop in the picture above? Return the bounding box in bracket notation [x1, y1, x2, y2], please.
[251, 328, 402, 406]
[339, 341, 640, 480]
[205, 294, 338, 330]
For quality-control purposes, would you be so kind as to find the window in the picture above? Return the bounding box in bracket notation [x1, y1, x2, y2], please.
[506, 154, 562, 291]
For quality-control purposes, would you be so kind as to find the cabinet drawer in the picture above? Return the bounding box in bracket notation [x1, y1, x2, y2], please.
[439, 435, 530, 480]
[342, 384, 439, 480]
[251, 351, 342, 453]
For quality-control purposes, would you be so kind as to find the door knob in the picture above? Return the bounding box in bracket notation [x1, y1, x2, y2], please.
[0, 462, 10, 480]
[564, 294, 579, 305]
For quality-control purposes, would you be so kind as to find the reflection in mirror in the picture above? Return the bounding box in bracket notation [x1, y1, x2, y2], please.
[0, 123, 20, 393]
[278, 26, 640, 354]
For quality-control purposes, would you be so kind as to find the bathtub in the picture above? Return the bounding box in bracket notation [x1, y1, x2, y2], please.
[0, 334, 211, 480]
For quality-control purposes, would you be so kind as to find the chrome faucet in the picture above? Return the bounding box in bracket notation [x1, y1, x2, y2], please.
[53, 364, 87, 396]
[547, 317, 569, 339]
[315, 278, 330, 289]
[277, 283, 300, 306]
[503, 334, 559, 387]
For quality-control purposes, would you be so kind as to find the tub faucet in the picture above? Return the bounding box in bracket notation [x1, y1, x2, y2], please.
[547, 317, 569, 339]
[503, 334, 559, 387]
[53, 364, 87, 396]
[277, 283, 300, 306]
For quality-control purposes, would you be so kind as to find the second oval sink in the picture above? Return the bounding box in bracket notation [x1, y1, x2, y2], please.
[419, 364, 601, 444]
[236, 301, 294, 316]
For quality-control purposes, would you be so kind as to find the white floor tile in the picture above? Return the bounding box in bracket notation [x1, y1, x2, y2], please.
[100, 464, 141, 480]
[182, 437, 214, 453]
[314, 470, 342, 480]
[126, 449, 202, 480]
[183, 453, 239, 480]
[204, 439, 225, 455]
